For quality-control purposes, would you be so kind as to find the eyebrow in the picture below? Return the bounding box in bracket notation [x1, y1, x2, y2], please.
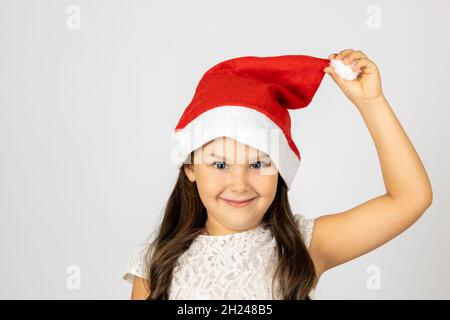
[207, 152, 270, 161]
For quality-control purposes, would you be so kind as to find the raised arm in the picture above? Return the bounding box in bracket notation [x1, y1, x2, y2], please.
[310, 49, 433, 279]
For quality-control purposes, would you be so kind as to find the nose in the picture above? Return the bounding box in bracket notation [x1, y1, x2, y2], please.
[228, 165, 250, 192]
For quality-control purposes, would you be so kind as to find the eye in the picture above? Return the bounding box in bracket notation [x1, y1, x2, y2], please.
[212, 161, 270, 169]
[251, 160, 270, 169]
[213, 161, 228, 169]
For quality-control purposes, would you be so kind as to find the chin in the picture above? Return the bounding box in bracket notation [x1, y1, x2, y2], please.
[222, 213, 264, 229]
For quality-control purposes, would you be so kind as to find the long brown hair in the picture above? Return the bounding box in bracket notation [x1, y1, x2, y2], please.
[144, 161, 317, 300]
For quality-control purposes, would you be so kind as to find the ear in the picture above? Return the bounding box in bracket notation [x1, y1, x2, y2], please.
[183, 164, 196, 183]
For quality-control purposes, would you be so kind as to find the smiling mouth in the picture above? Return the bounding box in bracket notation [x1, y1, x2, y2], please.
[220, 197, 256, 208]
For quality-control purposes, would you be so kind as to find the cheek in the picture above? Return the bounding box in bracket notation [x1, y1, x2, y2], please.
[252, 172, 278, 195]
[196, 174, 225, 201]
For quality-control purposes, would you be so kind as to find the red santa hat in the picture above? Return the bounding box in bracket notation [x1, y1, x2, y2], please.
[171, 54, 357, 189]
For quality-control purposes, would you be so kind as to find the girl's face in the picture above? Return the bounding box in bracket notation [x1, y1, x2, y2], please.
[184, 137, 278, 235]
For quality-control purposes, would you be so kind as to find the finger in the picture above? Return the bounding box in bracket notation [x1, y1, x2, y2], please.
[342, 50, 367, 65]
[351, 58, 371, 72]
[354, 50, 367, 58]
[328, 53, 337, 60]
[334, 49, 354, 60]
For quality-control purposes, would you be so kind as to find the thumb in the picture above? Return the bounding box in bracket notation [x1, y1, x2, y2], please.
[323, 66, 346, 88]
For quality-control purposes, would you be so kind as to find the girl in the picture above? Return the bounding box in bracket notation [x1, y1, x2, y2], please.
[123, 49, 433, 300]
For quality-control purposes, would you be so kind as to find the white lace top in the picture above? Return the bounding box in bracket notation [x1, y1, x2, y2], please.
[123, 214, 316, 299]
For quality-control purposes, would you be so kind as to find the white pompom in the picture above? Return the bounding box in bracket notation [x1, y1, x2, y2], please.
[330, 58, 360, 81]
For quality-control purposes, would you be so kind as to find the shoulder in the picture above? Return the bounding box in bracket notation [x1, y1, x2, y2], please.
[123, 242, 153, 284]
[293, 214, 315, 249]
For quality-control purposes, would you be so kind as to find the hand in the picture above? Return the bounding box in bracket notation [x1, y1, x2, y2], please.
[324, 49, 384, 108]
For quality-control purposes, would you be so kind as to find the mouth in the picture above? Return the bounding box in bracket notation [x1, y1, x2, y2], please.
[220, 197, 257, 208]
